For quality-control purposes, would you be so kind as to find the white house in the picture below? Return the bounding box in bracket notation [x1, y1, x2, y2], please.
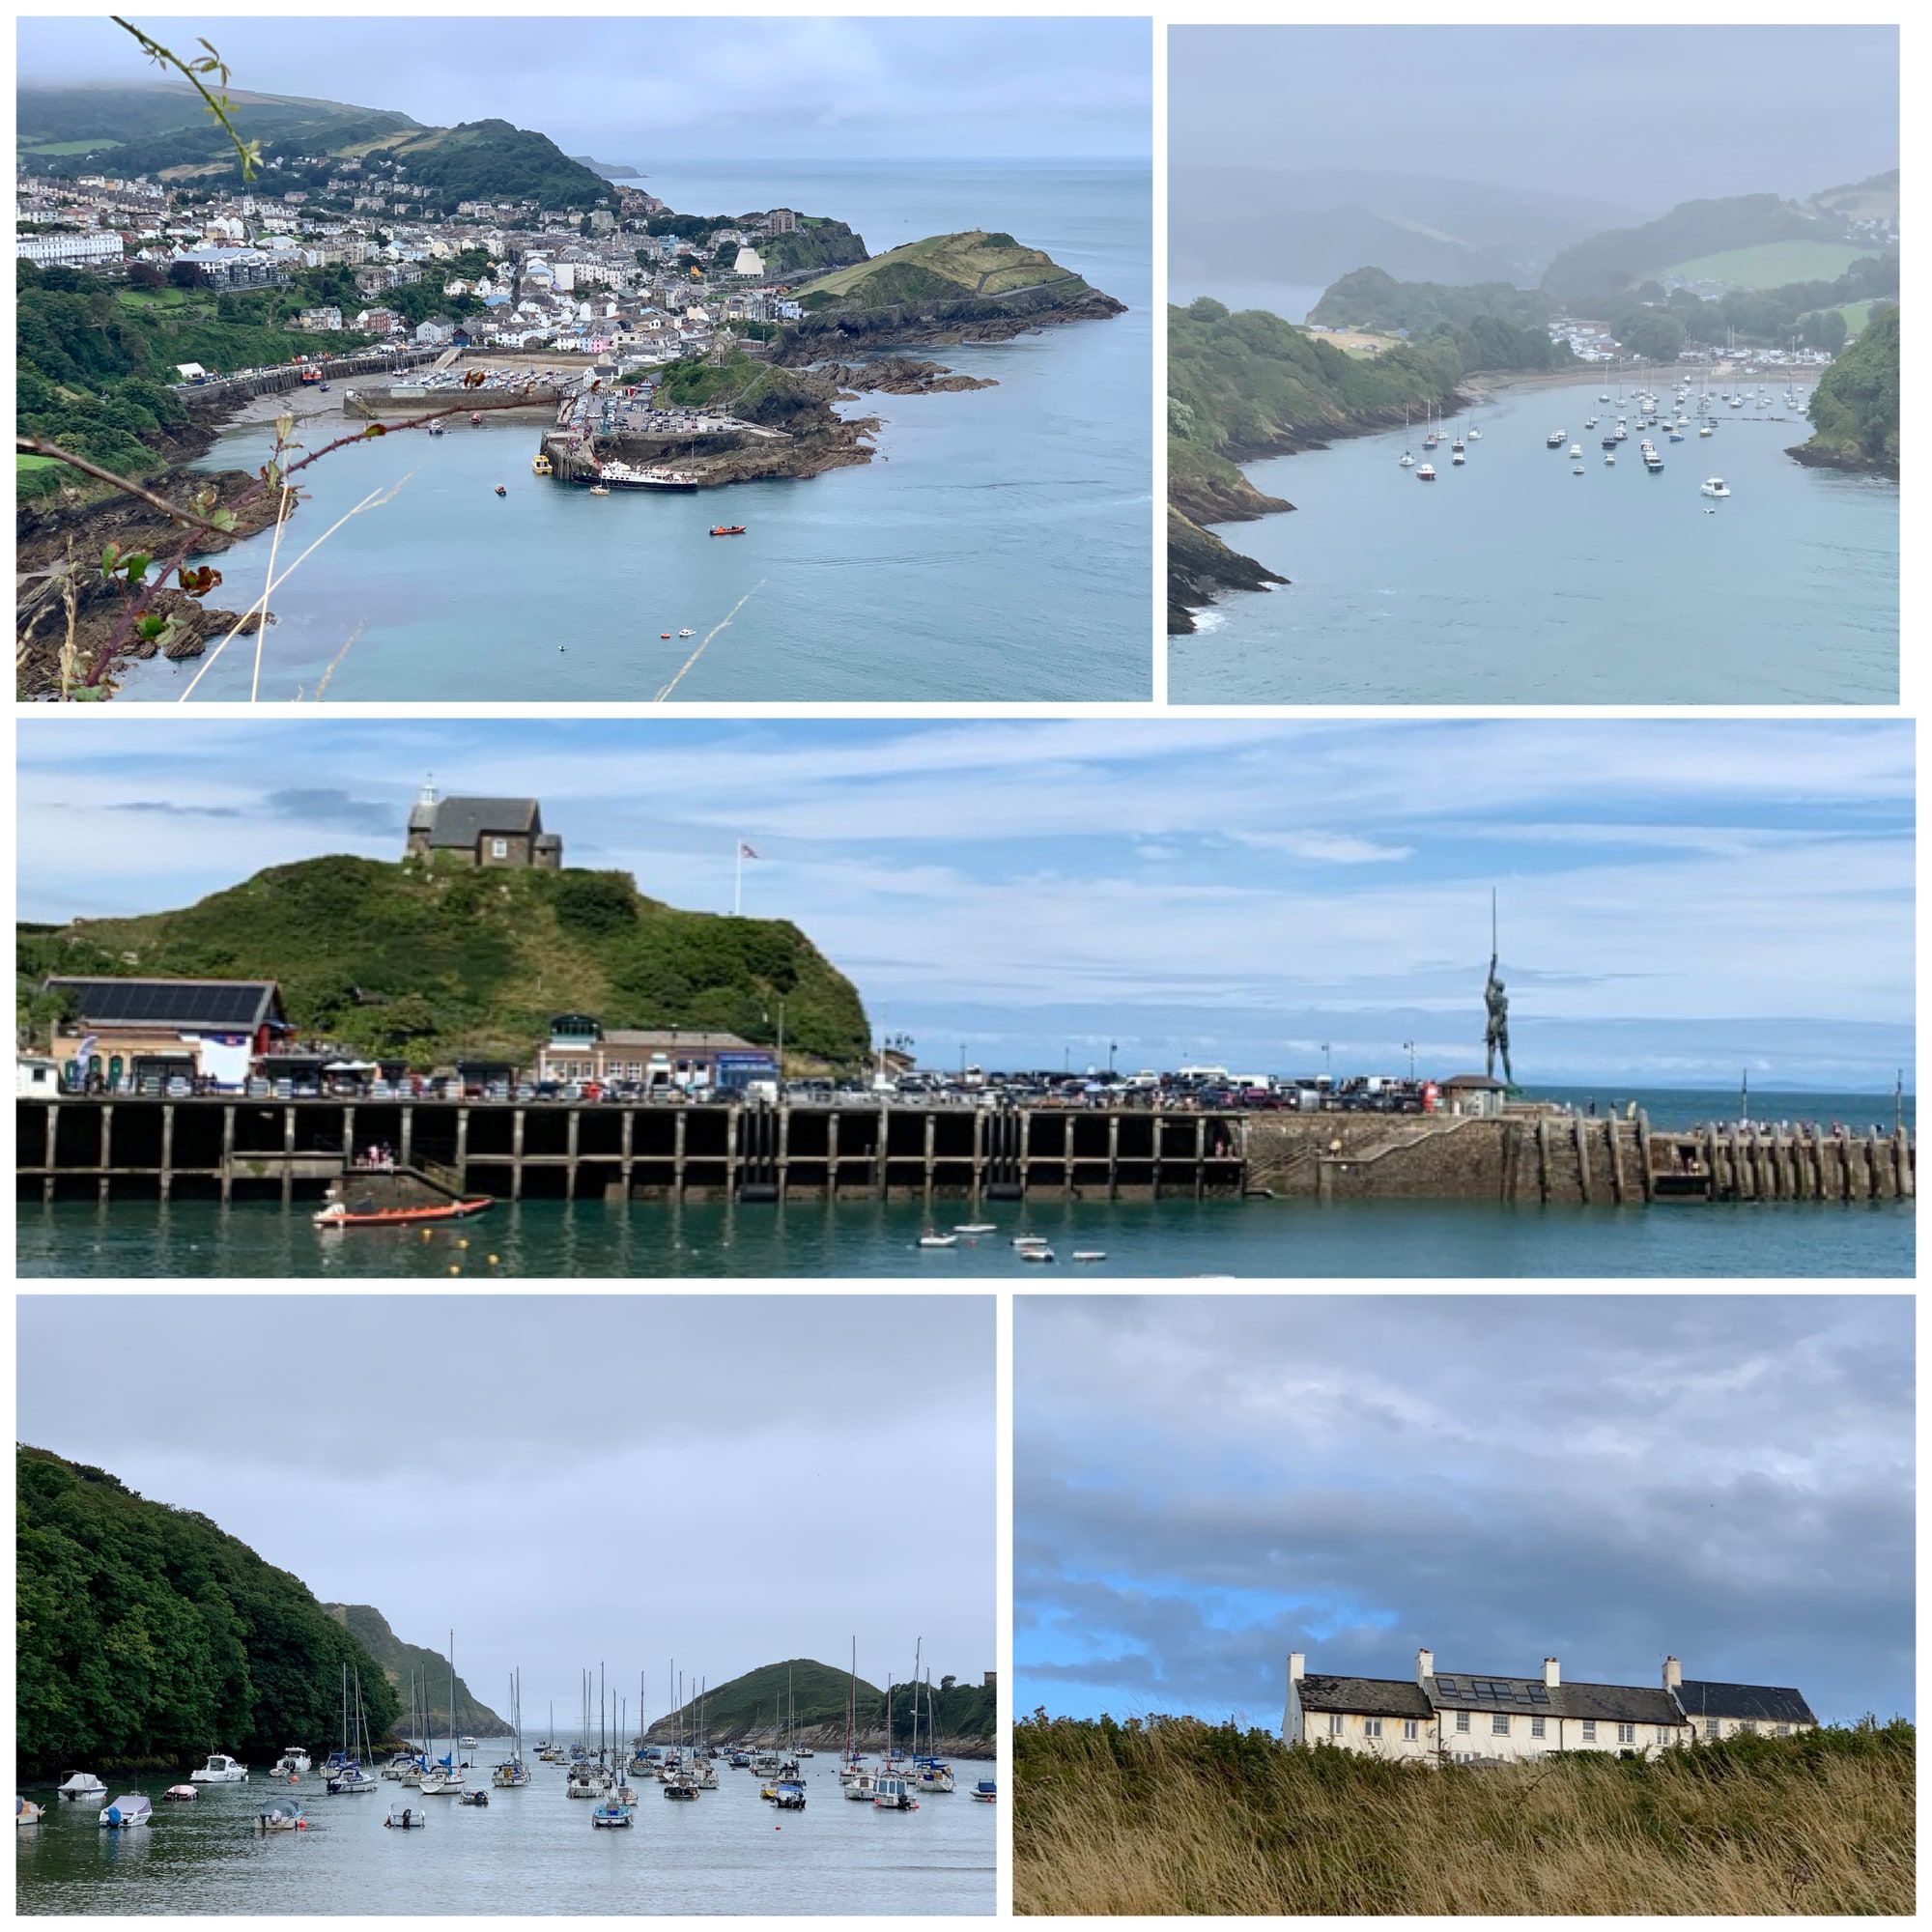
[1285, 1649, 1815, 1764]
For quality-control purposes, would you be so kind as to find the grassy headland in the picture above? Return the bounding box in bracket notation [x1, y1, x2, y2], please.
[1014, 1712, 1915, 1916]
[16, 854, 871, 1068]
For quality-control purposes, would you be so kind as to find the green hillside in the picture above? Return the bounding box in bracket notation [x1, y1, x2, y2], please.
[796, 230, 1095, 310]
[17, 1445, 401, 1775]
[1659, 239, 1873, 290]
[16, 82, 611, 212]
[646, 1656, 995, 1746]
[1790, 303, 1899, 476]
[15, 856, 872, 1068]
[1544, 192, 1838, 301]
[322, 1605, 507, 1737]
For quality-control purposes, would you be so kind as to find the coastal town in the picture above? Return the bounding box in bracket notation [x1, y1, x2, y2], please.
[16, 153, 824, 365]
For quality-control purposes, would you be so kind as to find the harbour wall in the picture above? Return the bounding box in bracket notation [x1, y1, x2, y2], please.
[182, 347, 442, 407]
[1244, 1113, 1914, 1206]
[18, 1099, 1911, 1208]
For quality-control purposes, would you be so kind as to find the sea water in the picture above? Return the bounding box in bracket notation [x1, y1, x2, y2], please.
[1172, 370, 1897, 704]
[14, 1748, 994, 1916]
[116, 162, 1151, 704]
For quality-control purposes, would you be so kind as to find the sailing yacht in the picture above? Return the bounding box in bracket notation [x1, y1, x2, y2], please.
[493, 1669, 531, 1787]
[419, 1634, 464, 1794]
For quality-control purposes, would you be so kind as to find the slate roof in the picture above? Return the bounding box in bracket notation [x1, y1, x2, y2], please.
[1428, 1671, 1687, 1727]
[594, 1031, 759, 1053]
[422, 796, 541, 848]
[1675, 1680, 1817, 1726]
[47, 977, 287, 1032]
[1296, 1675, 1433, 1719]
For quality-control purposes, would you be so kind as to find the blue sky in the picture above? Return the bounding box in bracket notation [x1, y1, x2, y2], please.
[18, 16, 1151, 161]
[1016, 1295, 1916, 1729]
[14, 718, 1913, 1089]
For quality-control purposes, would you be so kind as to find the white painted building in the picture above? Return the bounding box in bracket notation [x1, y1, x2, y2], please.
[1285, 1649, 1815, 1764]
[732, 244, 766, 278]
[17, 229, 125, 269]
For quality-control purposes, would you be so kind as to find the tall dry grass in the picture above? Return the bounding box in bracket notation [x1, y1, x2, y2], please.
[1014, 1713, 1915, 1916]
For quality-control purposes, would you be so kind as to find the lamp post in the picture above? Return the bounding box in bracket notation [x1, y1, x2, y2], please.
[1321, 1042, 1332, 1081]
[1403, 1039, 1416, 1081]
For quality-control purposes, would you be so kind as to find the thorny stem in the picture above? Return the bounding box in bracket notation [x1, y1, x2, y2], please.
[56, 387, 544, 692]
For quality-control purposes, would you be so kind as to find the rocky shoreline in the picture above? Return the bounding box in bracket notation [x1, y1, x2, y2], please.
[819, 355, 998, 396]
[1168, 385, 1465, 635]
[16, 468, 298, 698]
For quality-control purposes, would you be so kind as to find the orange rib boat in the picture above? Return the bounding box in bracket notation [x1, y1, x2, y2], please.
[313, 1198, 495, 1230]
[709, 525, 746, 537]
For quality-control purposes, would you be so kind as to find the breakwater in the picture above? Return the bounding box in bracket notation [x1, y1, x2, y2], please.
[181, 347, 442, 407]
[17, 1098, 1910, 1208]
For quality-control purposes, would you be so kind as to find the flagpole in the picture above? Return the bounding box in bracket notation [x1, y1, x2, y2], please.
[733, 839, 742, 918]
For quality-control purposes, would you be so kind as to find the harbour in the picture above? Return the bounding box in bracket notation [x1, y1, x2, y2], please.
[15, 1742, 994, 1918]
[1173, 367, 1899, 705]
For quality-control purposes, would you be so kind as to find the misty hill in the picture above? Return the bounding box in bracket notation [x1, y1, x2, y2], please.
[1542, 183, 1898, 301]
[17, 1445, 401, 1774]
[1172, 165, 1633, 293]
[16, 81, 613, 212]
[645, 1656, 995, 1747]
[1309, 267, 1556, 337]
[322, 1605, 507, 1737]
[16, 856, 872, 1067]
[572, 155, 641, 179]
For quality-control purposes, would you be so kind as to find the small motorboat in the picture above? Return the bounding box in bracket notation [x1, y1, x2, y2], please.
[191, 1755, 248, 1783]
[57, 1772, 106, 1802]
[918, 1234, 958, 1248]
[427, 421, 445, 437]
[1020, 1246, 1057, 1264]
[592, 1795, 635, 1826]
[1605, 453, 1616, 466]
[1567, 443, 1582, 458]
[678, 628, 696, 638]
[270, 1749, 310, 1779]
[1572, 464, 1584, 474]
[954, 1222, 996, 1235]
[1700, 477, 1731, 498]
[1451, 449, 1465, 466]
[161, 1784, 198, 1802]
[459, 1789, 489, 1806]
[1415, 463, 1435, 481]
[971, 1779, 997, 1804]
[871, 1775, 919, 1812]
[587, 483, 611, 495]
[384, 1804, 426, 1829]
[99, 1794, 154, 1830]
[709, 525, 746, 537]
[1545, 429, 1566, 447]
[470, 412, 485, 427]
[773, 1780, 807, 1810]
[661, 632, 672, 639]
[494, 485, 507, 497]
[327, 1766, 378, 1794]
[319, 383, 331, 393]
[314, 1197, 494, 1230]
[1011, 1235, 1048, 1249]
[1071, 1251, 1108, 1263]
[257, 1800, 306, 1833]
[17, 1798, 44, 1827]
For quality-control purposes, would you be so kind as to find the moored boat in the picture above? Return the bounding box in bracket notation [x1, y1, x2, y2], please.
[99, 1794, 154, 1830]
[190, 1754, 248, 1783]
[17, 1797, 44, 1826]
[256, 1800, 306, 1833]
[314, 1197, 493, 1229]
[57, 1772, 106, 1802]
[161, 1784, 198, 1802]
[709, 525, 747, 537]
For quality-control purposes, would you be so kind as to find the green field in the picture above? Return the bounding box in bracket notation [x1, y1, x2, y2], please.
[15, 455, 61, 471]
[1835, 299, 1880, 334]
[1661, 240, 1873, 289]
[19, 138, 120, 156]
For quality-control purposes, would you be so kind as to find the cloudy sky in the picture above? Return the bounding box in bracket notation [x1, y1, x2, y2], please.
[18, 15, 1151, 161]
[1016, 1295, 1914, 1729]
[15, 718, 1913, 1089]
[17, 1294, 993, 1725]
[1173, 26, 1896, 207]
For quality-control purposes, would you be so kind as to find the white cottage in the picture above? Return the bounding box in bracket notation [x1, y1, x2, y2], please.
[1285, 1649, 1815, 1763]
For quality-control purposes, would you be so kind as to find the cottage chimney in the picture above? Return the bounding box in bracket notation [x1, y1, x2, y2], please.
[1543, 1657, 1560, 1690]
[1662, 1656, 1683, 1690]
[1288, 1652, 1305, 1685]
[1416, 1647, 1435, 1684]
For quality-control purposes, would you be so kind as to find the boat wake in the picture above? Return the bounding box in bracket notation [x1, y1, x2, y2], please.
[653, 582, 766, 701]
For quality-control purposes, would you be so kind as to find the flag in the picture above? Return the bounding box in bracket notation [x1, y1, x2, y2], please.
[738, 841, 761, 860]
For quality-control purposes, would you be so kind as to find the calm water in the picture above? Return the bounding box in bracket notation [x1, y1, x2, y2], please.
[120, 161, 1151, 703]
[1173, 371, 1898, 703]
[15, 1749, 995, 1916]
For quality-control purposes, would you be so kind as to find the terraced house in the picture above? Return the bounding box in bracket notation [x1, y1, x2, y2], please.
[1284, 1649, 1815, 1763]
